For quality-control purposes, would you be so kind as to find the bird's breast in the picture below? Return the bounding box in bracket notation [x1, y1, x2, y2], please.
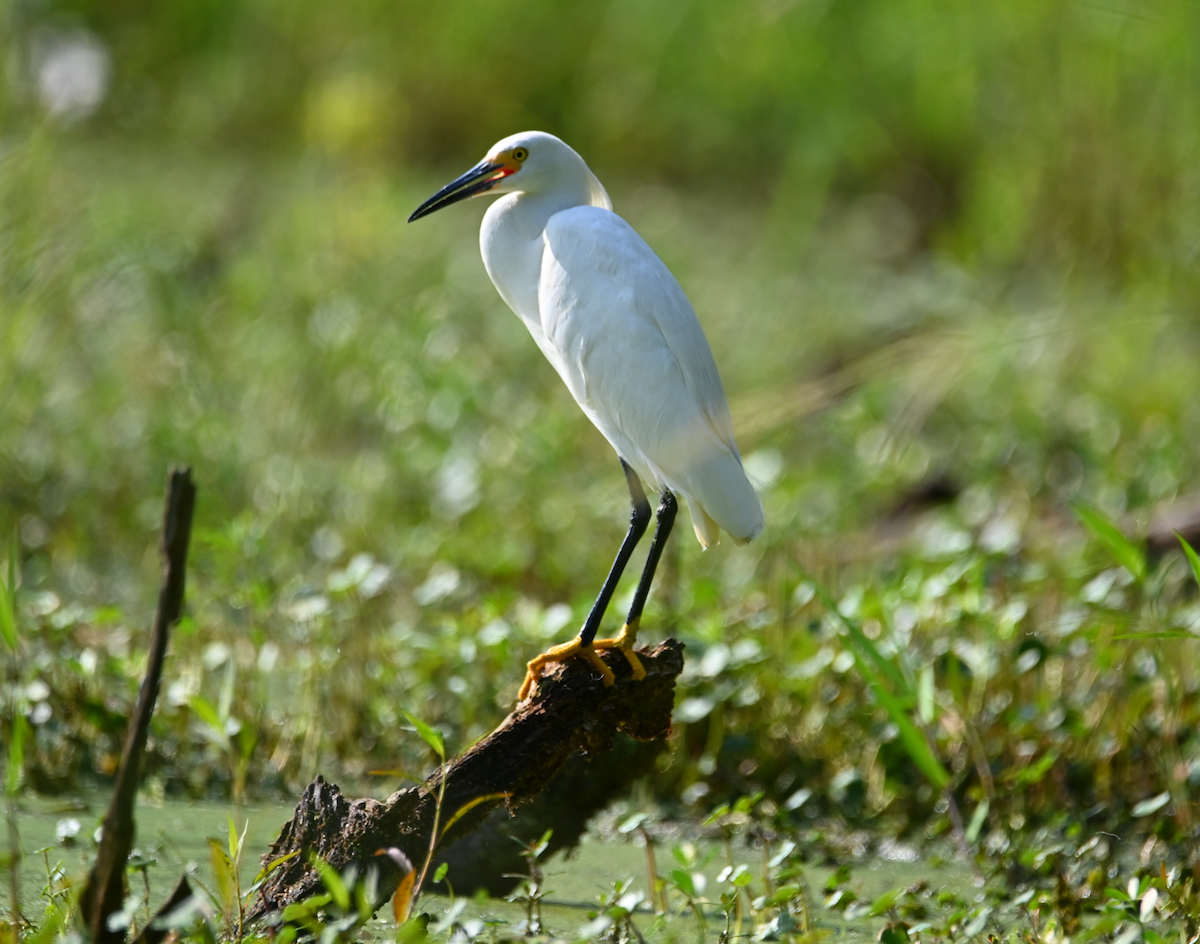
[480, 196, 553, 340]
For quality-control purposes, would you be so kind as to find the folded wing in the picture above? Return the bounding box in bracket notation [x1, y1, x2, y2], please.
[538, 206, 764, 546]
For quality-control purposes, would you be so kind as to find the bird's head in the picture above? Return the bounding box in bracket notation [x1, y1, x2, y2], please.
[408, 131, 609, 222]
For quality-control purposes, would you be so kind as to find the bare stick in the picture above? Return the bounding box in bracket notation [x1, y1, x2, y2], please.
[79, 468, 196, 944]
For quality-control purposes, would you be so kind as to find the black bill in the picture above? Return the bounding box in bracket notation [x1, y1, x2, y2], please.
[408, 160, 506, 222]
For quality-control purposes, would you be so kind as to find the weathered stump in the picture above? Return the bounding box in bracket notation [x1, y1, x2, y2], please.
[429, 733, 666, 897]
[248, 639, 684, 923]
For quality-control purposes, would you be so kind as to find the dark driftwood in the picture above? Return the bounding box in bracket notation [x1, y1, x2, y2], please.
[248, 639, 684, 923]
[430, 734, 666, 897]
[80, 468, 196, 944]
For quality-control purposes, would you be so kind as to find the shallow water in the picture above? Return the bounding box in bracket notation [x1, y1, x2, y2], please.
[9, 793, 295, 907]
[420, 831, 982, 943]
[9, 792, 983, 941]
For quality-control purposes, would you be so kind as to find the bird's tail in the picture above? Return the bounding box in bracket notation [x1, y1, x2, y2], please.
[685, 451, 764, 548]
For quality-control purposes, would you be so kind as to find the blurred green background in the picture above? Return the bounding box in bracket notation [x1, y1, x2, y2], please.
[2, 0, 1199, 838]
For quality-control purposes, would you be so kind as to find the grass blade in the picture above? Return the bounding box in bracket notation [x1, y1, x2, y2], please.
[0, 533, 17, 652]
[366, 767, 427, 783]
[401, 710, 445, 760]
[6, 715, 27, 795]
[809, 579, 913, 697]
[440, 791, 510, 840]
[227, 814, 248, 866]
[1177, 533, 1200, 589]
[851, 648, 950, 789]
[804, 571, 950, 790]
[1074, 503, 1146, 582]
[251, 850, 299, 886]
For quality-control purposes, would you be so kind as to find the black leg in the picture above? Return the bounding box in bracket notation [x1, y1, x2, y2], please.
[622, 490, 678, 629]
[518, 462, 661, 700]
[577, 460, 651, 647]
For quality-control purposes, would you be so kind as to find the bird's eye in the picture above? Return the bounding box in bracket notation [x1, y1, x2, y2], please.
[511, 148, 528, 162]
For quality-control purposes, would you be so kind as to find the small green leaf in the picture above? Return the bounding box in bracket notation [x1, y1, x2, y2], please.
[1007, 750, 1058, 786]
[763, 884, 802, 907]
[313, 857, 351, 912]
[401, 710, 445, 760]
[281, 894, 331, 921]
[1177, 534, 1200, 589]
[669, 868, 696, 898]
[24, 899, 67, 944]
[718, 863, 746, 884]
[252, 849, 300, 885]
[870, 888, 900, 916]
[208, 837, 238, 919]
[617, 812, 648, 833]
[825, 888, 857, 911]
[1074, 503, 1146, 582]
[531, 828, 553, 858]
[733, 793, 761, 814]
[433, 862, 449, 883]
[227, 814, 239, 862]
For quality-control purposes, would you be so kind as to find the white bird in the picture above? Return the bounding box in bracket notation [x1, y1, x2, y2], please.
[409, 131, 764, 701]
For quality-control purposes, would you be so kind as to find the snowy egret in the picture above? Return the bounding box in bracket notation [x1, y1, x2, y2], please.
[409, 131, 764, 701]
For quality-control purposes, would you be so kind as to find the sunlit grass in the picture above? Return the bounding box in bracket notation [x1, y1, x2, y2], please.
[4, 110, 1200, 940]
[4, 131, 1199, 815]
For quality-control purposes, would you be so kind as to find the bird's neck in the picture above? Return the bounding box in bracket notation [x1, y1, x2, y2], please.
[480, 183, 607, 330]
[491, 177, 608, 239]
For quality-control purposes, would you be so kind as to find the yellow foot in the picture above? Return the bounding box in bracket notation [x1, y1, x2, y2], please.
[517, 620, 646, 701]
[592, 619, 646, 682]
[518, 638, 614, 702]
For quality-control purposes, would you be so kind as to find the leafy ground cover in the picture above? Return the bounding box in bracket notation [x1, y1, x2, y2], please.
[4, 0, 1200, 938]
[3, 136, 1199, 941]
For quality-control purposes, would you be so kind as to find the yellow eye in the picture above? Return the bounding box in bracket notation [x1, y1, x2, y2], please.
[511, 147, 528, 162]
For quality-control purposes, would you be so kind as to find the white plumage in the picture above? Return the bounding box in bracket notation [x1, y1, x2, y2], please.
[475, 131, 762, 546]
[409, 130, 764, 699]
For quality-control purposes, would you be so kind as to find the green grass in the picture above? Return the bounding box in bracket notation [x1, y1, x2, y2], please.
[4, 134, 1200, 940]
[4, 0, 1200, 938]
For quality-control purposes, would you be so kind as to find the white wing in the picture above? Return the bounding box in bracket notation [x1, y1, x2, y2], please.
[537, 206, 764, 545]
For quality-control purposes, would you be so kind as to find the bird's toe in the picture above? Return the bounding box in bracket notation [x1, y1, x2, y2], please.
[518, 638, 617, 702]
